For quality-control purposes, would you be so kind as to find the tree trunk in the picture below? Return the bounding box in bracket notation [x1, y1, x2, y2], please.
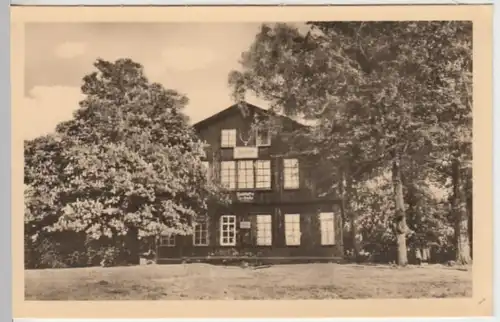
[465, 169, 473, 260]
[345, 174, 360, 259]
[338, 170, 348, 255]
[126, 227, 140, 265]
[452, 159, 471, 265]
[392, 158, 408, 266]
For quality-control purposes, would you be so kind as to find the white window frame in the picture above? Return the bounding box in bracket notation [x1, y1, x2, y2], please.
[283, 158, 300, 189]
[284, 213, 301, 246]
[255, 160, 272, 190]
[160, 234, 176, 247]
[237, 160, 255, 190]
[256, 128, 271, 147]
[221, 129, 237, 148]
[256, 214, 272, 246]
[220, 215, 237, 246]
[221, 161, 236, 190]
[319, 212, 335, 245]
[193, 218, 210, 246]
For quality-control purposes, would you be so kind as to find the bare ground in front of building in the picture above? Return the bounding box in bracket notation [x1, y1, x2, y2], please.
[25, 263, 471, 300]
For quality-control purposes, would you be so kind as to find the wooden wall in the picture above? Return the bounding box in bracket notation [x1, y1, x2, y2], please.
[158, 202, 344, 260]
[159, 105, 344, 262]
[195, 106, 336, 204]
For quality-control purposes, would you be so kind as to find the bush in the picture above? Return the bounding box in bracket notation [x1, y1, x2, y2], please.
[25, 232, 87, 269]
[25, 231, 141, 269]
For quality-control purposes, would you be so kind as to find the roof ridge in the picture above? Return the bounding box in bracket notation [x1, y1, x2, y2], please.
[192, 101, 306, 129]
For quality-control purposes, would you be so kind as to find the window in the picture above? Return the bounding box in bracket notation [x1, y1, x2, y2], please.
[319, 212, 335, 245]
[256, 214, 272, 246]
[238, 160, 255, 189]
[201, 161, 210, 180]
[221, 161, 236, 189]
[220, 215, 237, 246]
[256, 128, 271, 146]
[221, 129, 236, 148]
[284, 214, 301, 246]
[193, 219, 209, 246]
[222, 160, 272, 190]
[255, 160, 271, 189]
[283, 159, 300, 189]
[160, 234, 176, 247]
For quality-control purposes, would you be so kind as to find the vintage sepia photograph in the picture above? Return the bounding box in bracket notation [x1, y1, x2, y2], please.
[11, 4, 493, 319]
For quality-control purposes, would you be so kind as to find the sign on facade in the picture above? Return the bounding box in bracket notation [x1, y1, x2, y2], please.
[240, 221, 251, 229]
[236, 192, 254, 202]
[233, 146, 258, 159]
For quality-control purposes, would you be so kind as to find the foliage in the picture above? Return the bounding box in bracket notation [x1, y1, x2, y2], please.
[24, 58, 229, 266]
[229, 22, 472, 264]
[343, 174, 454, 264]
[229, 21, 471, 178]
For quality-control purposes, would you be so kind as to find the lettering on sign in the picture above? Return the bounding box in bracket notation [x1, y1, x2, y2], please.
[233, 147, 258, 159]
[236, 192, 254, 202]
[240, 221, 251, 229]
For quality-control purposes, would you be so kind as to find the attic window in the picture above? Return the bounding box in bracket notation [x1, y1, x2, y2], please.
[256, 128, 271, 147]
[221, 129, 236, 148]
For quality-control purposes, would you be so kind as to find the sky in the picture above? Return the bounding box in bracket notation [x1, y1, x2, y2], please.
[23, 22, 282, 140]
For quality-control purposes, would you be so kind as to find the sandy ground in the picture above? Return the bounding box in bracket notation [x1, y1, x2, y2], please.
[25, 262, 472, 300]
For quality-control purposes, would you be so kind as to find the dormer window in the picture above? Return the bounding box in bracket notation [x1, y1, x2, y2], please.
[221, 129, 236, 148]
[256, 128, 271, 147]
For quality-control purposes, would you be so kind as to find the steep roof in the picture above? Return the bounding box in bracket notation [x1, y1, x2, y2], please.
[193, 102, 306, 130]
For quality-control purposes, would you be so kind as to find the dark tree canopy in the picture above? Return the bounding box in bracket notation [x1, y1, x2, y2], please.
[229, 21, 472, 265]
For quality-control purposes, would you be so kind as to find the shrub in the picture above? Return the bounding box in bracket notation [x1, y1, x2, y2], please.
[25, 230, 143, 269]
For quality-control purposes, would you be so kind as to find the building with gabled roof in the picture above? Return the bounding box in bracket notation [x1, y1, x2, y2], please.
[157, 102, 344, 263]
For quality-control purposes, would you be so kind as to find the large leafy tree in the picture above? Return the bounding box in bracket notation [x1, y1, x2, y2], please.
[229, 21, 471, 265]
[350, 173, 453, 264]
[25, 58, 227, 264]
[419, 23, 473, 264]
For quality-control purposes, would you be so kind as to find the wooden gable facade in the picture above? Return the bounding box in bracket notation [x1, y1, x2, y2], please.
[157, 103, 344, 262]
